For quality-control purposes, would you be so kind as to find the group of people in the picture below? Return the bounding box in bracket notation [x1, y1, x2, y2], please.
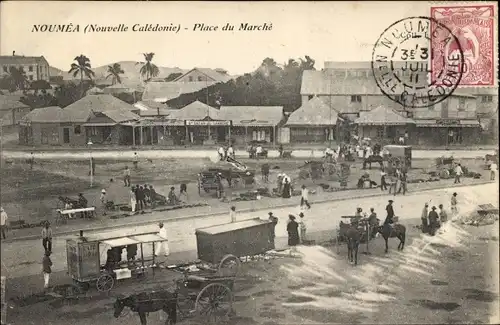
[285, 212, 309, 248]
[420, 193, 456, 236]
[130, 184, 158, 212]
[276, 172, 293, 198]
[380, 168, 408, 195]
[323, 141, 383, 163]
[218, 145, 235, 161]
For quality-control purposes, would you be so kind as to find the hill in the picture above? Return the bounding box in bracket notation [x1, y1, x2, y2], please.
[49, 61, 188, 82]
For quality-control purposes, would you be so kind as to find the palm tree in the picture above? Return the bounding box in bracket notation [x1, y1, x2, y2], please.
[68, 55, 95, 96]
[106, 63, 125, 85]
[7, 66, 29, 92]
[137, 53, 159, 82]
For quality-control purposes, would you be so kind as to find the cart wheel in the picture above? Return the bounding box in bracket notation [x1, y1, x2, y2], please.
[195, 283, 233, 322]
[218, 254, 241, 277]
[96, 274, 114, 292]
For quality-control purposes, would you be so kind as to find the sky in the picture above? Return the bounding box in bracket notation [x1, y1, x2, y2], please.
[0, 1, 494, 75]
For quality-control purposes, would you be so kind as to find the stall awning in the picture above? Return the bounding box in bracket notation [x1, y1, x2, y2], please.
[131, 234, 166, 243]
[103, 237, 139, 247]
[415, 119, 481, 127]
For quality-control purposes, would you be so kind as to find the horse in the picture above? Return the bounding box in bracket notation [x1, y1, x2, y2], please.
[377, 223, 406, 253]
[338, 221, 362, 266]
[113, 290, 177, 325]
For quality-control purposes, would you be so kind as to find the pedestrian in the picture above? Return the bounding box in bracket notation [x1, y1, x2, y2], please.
[277, 172, 284, 194]
[421, 203, 429, 234]
[454, 163, 463, 184]
[155, 222, 170, 257]
[439, 204, 448, 225]
[380, 170, 388, 191]
[179, 183, 188, 203]
[268, 212, 278, 246]
[298, 212, 307, 243]
[451, 192, 458, 216]
[137, 186, 146, 211]
[398, 171, 407, 195]
[227, 145, 234, 159]
[278, 144, 284, 158]
[133, 152, 139, 170]
[282, 177, 291, 199]
[41, 221, 53, 253]
[149, 185, 157, 208]
[42, 251, 53, 290]
[368, 208, 378, 238]
[428, 206, 440, 236]
[167, 186, 178, 206]
[255, 145, 263, 160]
[89, 157, 96, 176]
[78, 193, 88, 218]
[261, 163, 270, 183]
[143, 184, 151, 204]
[29, 151, 35, 170]
[300, 185, 311, 209]
[287, 214, 299, 252]
[130, 188, 137, 213]
[100, 189, 106, 205]
[490, 161, 497, 181]
[123, 166, 131, 187]
[1, 207, 8, 240]
[218, 146, 225, 161]
[229, 206, 237, 223]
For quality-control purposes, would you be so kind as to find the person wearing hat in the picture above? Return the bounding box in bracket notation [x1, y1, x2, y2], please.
[428, 206, 440, 236]
[421, 203, 429, 234]
[298, 212, 307, 244]
[268, 212, 278, 246]
[451, 193, 458, 216]
[41, 221, 53, 253]
[287, 214, 300, 249]
[384, 200, 395, 226]
[42, 251, 53, 290]
[1, 207, 8, 240]
[155, 222, 170, 257]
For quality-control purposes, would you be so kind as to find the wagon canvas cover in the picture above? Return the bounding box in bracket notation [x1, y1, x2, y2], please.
[195, 218, 274, 263]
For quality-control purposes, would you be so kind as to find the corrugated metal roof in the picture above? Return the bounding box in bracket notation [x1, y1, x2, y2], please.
[142, 81, 217, 102]
[63, 94, 136, 113]
[286, 96, 341, 126]
[355, 106, 415, 125]
[138, 109, 179, 117]
[21, 106, 69, 123]
[174, 68, 232, 83]
[219, 106, 284, 126]
[134, 100, 172, 111]
[103, 109, 140, 123]
[170, 100, 223, 120]
[0, 55, 48, 65]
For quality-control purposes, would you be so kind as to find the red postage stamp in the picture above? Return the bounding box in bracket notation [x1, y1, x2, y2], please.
[431, 4, 497, 86]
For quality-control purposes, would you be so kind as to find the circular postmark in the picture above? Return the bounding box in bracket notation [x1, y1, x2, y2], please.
[371, 16, 464, 109]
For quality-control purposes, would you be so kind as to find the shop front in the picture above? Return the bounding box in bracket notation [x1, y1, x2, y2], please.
[185, 119, 231, 145]
[414, 119, 482, 146]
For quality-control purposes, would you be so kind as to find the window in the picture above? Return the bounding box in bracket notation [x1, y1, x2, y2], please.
[29, 65, 33, 72]
[377, 127, 384, 138]
[188, 76, 193, 82]
[2, 66, 7, 73]
[41, 129, 49, 144]
[252, 130, 267, 141]
[29, 75, 33, 81]
[74, 125, 81, 134]
[198, 76, 203, 81]
[350, 95, 362, 103]
[482, 95, 493, 103]
[458, 98, 466, 111]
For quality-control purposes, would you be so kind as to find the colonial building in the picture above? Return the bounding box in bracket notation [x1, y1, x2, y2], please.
[354, 106, 414, 141]
[219, 106, 284, 145]
[300, 61, 483, 146]
[0, 95, 30, 127]
[142, 81, 216, 102]
[0, 52, 50, 82]
[284, 96, 341, 144]
[173, 68, 232, 83]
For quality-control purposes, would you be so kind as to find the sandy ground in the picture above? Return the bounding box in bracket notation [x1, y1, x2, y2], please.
[3, 181, 499, 325]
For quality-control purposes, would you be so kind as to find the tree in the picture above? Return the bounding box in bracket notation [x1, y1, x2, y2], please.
[137, 53, 160, 82]
[68, 54, 95, 96]
[53, 81, 94, 107]
[2, 66, 30, 92]
[30, 80, 52, 95]
[106, 63, 125, 85]
[165, 72, 183, 82]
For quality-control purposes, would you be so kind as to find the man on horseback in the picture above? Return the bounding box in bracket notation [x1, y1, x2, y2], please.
[351, 208, 363, 226]
[384, 200, 395, 225]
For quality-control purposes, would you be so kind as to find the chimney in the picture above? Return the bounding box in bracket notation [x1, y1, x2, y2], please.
[12, 51, 15, 56]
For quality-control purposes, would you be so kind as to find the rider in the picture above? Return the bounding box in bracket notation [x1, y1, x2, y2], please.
[351, 208, 363, 226]
[384, 200, 395, 228]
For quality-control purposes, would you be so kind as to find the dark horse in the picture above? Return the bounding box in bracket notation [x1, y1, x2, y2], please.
[377, 223, 406, 253]
[338, 221, 362, 266]
[114, 290, 177, 325]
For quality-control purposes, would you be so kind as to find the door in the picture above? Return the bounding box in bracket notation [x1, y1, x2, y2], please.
[63, 128, 70, 144]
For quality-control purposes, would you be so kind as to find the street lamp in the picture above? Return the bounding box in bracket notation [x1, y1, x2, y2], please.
[87, 140, 93, 188]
